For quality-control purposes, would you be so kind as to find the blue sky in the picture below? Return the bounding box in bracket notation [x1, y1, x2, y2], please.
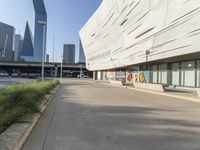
[0, 0, 102, 62]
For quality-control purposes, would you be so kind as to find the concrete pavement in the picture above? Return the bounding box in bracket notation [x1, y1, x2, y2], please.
[22, 79, 200, 150]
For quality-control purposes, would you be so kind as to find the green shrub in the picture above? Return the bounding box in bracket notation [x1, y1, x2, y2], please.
[0, 80, 59, 134]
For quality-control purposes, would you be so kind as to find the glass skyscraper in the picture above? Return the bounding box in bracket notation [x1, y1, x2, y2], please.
[63, 44, 75, 64]
[14, 34, 23, 62]
[21, 0, 47, 62]
[0, 22, 15, 61]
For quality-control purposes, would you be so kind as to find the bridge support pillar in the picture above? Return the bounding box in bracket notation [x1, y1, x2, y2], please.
[54, 67, 58, 77]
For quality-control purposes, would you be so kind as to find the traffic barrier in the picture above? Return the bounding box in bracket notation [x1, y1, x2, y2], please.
[133, 82, 167, 92]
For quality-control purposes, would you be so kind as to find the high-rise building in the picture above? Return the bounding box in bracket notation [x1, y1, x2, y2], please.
[46, 54, 49, 62]
[79, 40, 85, 63]
[63, 44, 75, 64]
[21, 0, 47, 62]
[14, 34, 23, 62]
[0, 22, 15, 61]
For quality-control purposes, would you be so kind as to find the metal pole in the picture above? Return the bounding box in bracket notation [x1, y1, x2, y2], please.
[38, 20, 47, 80]
[41, 25, 46, 80]
[80, 64, 83, 78]
[53, 35, 55, 62]
[60, 56, 63, 78]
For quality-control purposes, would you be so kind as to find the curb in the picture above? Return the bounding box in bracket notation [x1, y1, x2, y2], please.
[16, 85, 60, 150]
[102, 83, 200, 103]
[0, 84, 60, 150]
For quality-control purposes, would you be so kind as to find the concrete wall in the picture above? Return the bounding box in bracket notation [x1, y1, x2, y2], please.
[133, 82, 166, 92]
[80, 0, 200, 71]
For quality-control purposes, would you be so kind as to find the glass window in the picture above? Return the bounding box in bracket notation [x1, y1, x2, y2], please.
[152, 65, 158, 83]
[159, 64, 167, 84]
[172, 63, 180, 86]
[181, 61, 195, 87]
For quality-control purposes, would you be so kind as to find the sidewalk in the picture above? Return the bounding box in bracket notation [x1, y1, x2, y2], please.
[22, 79, 200, 150]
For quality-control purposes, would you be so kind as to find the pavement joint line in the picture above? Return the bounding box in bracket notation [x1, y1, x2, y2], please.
[101, 83, 200, 103]
[12, 84, 60, 150]
[81, 80, 94, 83]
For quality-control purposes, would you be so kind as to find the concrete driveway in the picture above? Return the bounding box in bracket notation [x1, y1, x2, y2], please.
[22, 79, 200, 150]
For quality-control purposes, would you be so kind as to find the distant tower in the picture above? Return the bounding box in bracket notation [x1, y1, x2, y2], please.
[21, 0, 47, 62]
[0, 22, 15, 61]
[14, 34, 23, 62]
[63, 44, 75, 64]
[46, 54, 49, 62]
[79, 39, 85, 63]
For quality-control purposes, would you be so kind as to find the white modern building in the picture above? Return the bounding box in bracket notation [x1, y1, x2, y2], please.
[80, 0, 200, 88]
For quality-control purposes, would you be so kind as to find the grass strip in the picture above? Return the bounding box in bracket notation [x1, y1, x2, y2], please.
[0, 80, 59, 134]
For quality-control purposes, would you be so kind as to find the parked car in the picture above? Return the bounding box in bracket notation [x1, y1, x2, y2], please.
[77, 74, 84, 78]
[0, 72, 9, 78]
[11, 73, 20, 78]
[28, 73, 37, 79]
[83, 75, 91, 78]
[21, 73, 29, 78]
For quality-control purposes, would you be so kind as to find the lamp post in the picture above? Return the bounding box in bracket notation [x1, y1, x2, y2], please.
[53, 35, 55, 62]
[60, 55, 63, 78]
[38, 21, 47, 80]
[80, 64, 83, 79]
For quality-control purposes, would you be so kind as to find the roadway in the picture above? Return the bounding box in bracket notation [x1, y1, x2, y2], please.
[22, 79, 200, 150]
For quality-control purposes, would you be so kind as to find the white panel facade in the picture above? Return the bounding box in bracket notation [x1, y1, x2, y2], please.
[80, 0, 200, 71]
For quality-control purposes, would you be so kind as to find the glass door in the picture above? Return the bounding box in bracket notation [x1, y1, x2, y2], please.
[181, 61, 195, 87]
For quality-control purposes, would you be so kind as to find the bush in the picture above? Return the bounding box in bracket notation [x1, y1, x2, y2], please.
[0, 80, 59, 134]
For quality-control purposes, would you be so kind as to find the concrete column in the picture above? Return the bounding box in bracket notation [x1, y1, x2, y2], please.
[54, 67, 58, 78]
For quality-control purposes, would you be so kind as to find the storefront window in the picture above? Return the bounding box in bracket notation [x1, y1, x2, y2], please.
[97, 71, 101, 80]
[158, 64, 167, 84]
[181, 61, 195, 87]
[139, 64, 149, 83]
[152, 65, 158, 83]
[172, 63, 180, 86]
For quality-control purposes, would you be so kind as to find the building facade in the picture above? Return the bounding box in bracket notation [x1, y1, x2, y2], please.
[14, 34, 23, 62]
[79, 40, 86, 63]
[80, 0, 200, 88]
[46, 54, 49, 62]
[0, 22, 15, 61]
[21, 0, 47, 62]
[63, 44, 75, 64]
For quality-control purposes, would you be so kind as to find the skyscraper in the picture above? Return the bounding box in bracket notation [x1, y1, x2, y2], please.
[0, 22, 15, 61]
[79, 40, 85, 63]
[46, 54, 49, 62]
[14, 34, 23, 62]
[63, 44, 75, 64]
[21, 0, 47, 62]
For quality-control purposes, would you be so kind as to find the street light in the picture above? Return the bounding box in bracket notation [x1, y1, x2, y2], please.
[53, 35, 55, 62]
[80, 64, 83, 79]
[38, 20, 47, 80]
[60, 55, 63, 78]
